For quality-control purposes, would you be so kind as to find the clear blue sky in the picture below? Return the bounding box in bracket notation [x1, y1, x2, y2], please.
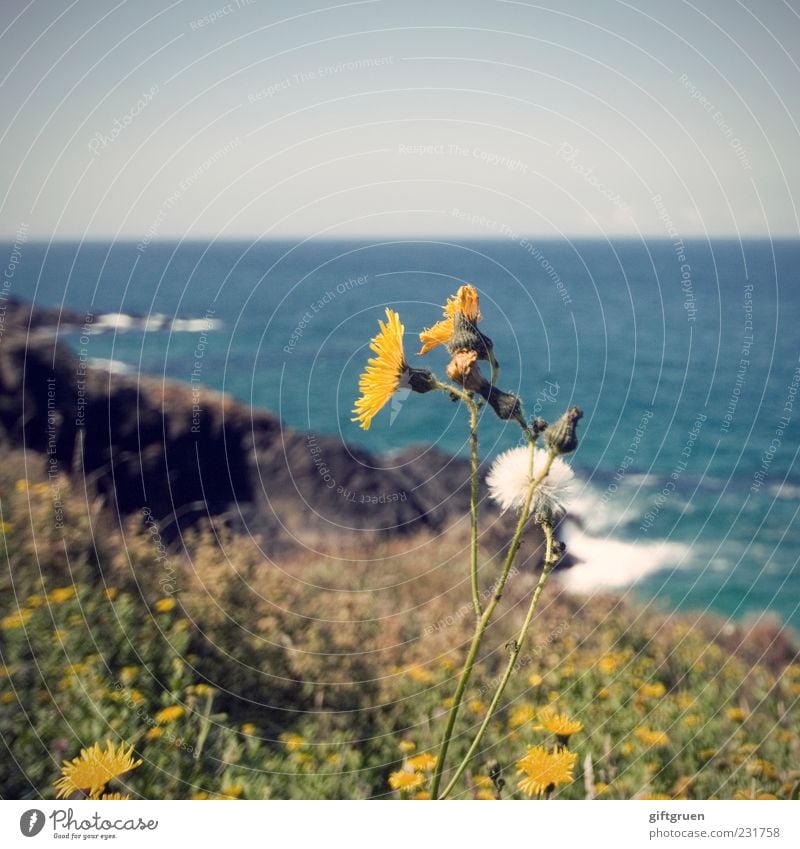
[1, 0, 798, 239]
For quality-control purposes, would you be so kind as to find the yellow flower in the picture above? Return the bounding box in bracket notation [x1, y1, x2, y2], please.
[388, 770, 425, 792]
[418, 285, 482, 355]
[467, 698, 487, 715]
[222, 784, 244, 798]
[1, 609, 32, 630]
[516, 746, 577, 798]
[280, 733, 305, 752]
[734, 789, 777, 800]
[726, 707, 747, 722]
[412, 791, 432, 800]
[598, 654, 620, 674]
[406, 753, 437, 772]
[405, 664, 435, 685]
[352, 309, 407, 430]
[241, 723, 257, 736]
[48, 586, 77, 604]
[154, 705, 184, 724]
[154, 598, 176, 614]
[596, 687, 611, 700]
[0, 521, 13, 534]
[508, 704, 536, 728]
[476, 789, 496, 800]
[747, 759, 776, 780]
[26, 594, 44, 608]
[100, 793, 131, 800]
[188, 683, 215, 696]
[682, 714, 701, 728]
[144, 727, 163, 741]
[14, 479, 29, 492]
[55, 740, 142, 799]
[527, 673, 543, 687]
[539, 708, 583, 739]
[643, 793, 671, 800]
[635, 727, 670, 747]
[638, 682, 666, 699]
[120, 666, 138, 684]
[104, 588, 119, 601]
[398, 740, 416, 754]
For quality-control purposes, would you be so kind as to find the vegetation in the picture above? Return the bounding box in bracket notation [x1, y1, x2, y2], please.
[1, 450, 798, 800]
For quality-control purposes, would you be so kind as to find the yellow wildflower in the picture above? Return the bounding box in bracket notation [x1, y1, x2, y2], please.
[638, 682, 666, 699]
[222, 784, 244, 798]
[539, 708, 583, 740]
[48, 586, 77, 604]
[100, 793, 131, 800]
[154, 705, 184, 725]
[398, 740, 416, 754]
[144, 728, 163, 741]
[635, 727, 670, 747]
[388, 770, 425, 792]
[0, 521, 12, 534]
[467, 698, 486, 715]
[516, 746, 577, 798]
[406, 753, 437, 772]
[527, 673, 543, 687]
[105, 588, 118, 601]
[726, 707, 747, 722]
[1, 609, 32, 630]
[280, 733, 305, 752]
[154, 598, 176, 614]
[412, 791, 432, 800]
[241, 723, 257, 736]
[352, 309, 408, 430]
[418, 285, 482, 355]
[405, 664, 435, 685]
[508, 704, 536, 728]
[55, 740, 142, 799]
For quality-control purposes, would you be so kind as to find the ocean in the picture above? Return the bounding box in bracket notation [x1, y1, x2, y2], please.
[5, 237, 800, 629]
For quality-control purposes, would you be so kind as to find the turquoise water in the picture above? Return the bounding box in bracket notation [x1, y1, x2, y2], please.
[7, 238, 800, 628]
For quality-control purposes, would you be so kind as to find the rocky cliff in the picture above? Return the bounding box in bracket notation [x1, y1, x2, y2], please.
[0, 298, 543, 559]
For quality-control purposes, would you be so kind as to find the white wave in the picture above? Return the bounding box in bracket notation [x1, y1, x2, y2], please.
[171, 317, 222, 332]
[91, 312, 135, 331]
[556, 519, 687, 591]
[768, 482, 800, 500]
[87, 357, 133, 375]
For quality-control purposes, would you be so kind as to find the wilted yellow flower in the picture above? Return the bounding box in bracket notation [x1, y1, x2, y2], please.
[48, 586, 77, 604]
[539, 708, 583, 740]
[508, 704, 536, 728]
[406, 753, 437, 772]
[1, 609, 32, 630]
[352, 309, 408, 431]
[419, 285, 482, 355]
[154, 598, 176, 614]
[746, 759, 776, 780]
[55, 740, 142, 799]
[389, 770, 425, 792]
[635, 727, 670, 747]
[154, 705, 184, 724]
[516, 746, 576, 798]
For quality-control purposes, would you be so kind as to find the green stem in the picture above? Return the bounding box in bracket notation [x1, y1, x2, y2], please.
[430, 447, 556, 799]
[468, 400, 481, 618]
[440, 521, 558, 800]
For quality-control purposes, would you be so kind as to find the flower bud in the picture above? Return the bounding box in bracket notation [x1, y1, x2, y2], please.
[477, 384, 522, 421]
[545, 406, 583, 455]
[447, 312, 494, 361]
[405, 366, 437, 394]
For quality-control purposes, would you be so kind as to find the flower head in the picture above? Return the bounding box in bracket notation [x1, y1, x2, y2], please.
[634, 726, 670, 747]
[388, 770, 426, 792]
[406, 752, 437, 772]
[154, 705, 184, 725]
[516, 746, 576, 798]
[486, 446, 574, 518]
[154, 598, 176, 614]
[55, 740, 142, 799]
[352, 309, 408, 430]
[419, 285, 481, 355]
[539, 708, 583, 742]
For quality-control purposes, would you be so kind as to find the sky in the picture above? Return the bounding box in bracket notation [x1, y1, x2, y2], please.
[1, 0, 799, 240]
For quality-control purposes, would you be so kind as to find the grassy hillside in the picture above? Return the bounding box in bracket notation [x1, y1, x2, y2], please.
[1, 450, 798, 800]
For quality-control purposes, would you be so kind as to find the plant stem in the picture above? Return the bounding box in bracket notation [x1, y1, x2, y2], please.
[468, 400, 481, 618]
[439, 520, 558, 799]
[430, 446, 556, 799]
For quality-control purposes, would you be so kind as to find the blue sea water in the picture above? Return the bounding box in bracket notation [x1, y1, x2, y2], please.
[5, 238, 800, 629]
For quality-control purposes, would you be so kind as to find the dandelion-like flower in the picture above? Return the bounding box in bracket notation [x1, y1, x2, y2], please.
[352, 309, 408, 431]
[406, 752, 437, 772]
[55, 740, 142, 799]
[389, 770, 426, 792]
[154, 705, 184, 725]
[419, 285, 482, 355]
[539, 708, 583, 744]
[486, 446, 574, 518]
[634, 727, 670, 747]
[515, 745, 576, 798]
